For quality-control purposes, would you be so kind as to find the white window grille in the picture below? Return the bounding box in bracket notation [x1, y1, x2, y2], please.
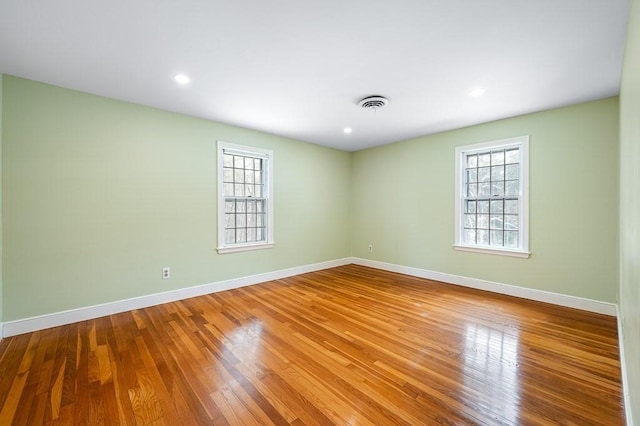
[217, 141, 274, 254]
[454, 136, 530, 258]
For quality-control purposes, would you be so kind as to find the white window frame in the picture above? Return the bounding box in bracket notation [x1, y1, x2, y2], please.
[217, 141, 274, 254]
[454, 135, 530, 258]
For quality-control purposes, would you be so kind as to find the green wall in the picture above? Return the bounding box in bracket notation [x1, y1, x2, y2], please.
[2, 75, 351, 321]
[619, 0, 640, 421]
[0, 75, 621, 325]
[351, 98, 619, 303]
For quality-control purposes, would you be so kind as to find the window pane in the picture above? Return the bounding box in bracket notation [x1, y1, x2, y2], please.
[247, 228, 256, 242]
[254, 184, 262, 197]
[245, 170, 254, 184]
[478, 167, 490, 183]
[225, 213, 235, 228]
[248, 213, 256, 227]
[505, 199, 519, 214]
[234, 183, 245, 197]
[491, 151, 504, 165]
[478, 230, 489, 245]
[467, 154, 477, 168]
[504, 214, 519, 230]
[234, 169, 244, 183]
[225, 200, 235, 213]
[236, 214, 246, 227]
[256, 201, 264, 213]
[490, 215, 503, 230]
[255, 171, 262, 184]
[224, 168, 234, 183]
[467, 183, 477, 197]
[247, 200, 257, 213]
[223, 183, 234, 197]
[466, 169, 477, 183]
[477, 200, 489, 213]
[464, 229, 476, 244]
[490, 230, 504, 246]
[256, 228, 264, 241]
[466, 200, 476, 213]
[479, 152, 491, 167]
[504, 231, 518, 248]
[465, 214, 476, 228]
[245, 157, 254, 169]
[505, 148, 519, 164]
[477, 214, 489, 229]
[491, 182, 504, 196]
[490, 199, 503, 213]
[225, 229, 236, 244]
[505, 164, 519, 180]
[254, 158, 263, 171]
[223, 154, 234, 167]
[234, 156, 244, 168]
[505, 180, 519, 196]
[491, 165, 504, 181]
[257, 214, 264, 226]
[236, 200, 246, 212]
[478, 183, 490, 197]
[236, 229, 247, 243]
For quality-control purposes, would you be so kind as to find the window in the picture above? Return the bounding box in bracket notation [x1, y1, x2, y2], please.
[217, 141, 274, 254]
[454, 136, 530, 258]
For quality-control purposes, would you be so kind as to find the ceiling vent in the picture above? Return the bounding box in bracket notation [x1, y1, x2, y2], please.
[358, 95, 389, 110]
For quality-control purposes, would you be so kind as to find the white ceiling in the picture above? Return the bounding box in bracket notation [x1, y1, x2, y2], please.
[0, 0, 630, 151]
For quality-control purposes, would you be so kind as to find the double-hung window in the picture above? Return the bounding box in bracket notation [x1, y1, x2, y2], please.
[217, 141, 274, 254]
[454, 136, 530, 258]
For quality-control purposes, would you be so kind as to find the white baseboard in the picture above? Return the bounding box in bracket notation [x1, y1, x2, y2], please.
[1, 257, 352, 338]
[617, 306, 634, 426]
[1, 257, 618, 338]
[352, 257, 617, 316]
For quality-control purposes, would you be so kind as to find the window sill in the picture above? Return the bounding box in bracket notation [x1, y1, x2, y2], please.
[453, 244, 531, 258]
[217, 242, 274, 254]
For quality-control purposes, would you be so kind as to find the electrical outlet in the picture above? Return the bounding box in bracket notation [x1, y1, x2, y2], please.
[162, 267, 170, 279]
[368, 244, 373, 253]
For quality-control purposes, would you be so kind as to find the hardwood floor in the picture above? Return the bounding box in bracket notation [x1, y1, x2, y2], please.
[0, 265, 625, 425]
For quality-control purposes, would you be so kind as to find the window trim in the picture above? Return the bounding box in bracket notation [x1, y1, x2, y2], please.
[217, 141, 274, 254]
[454, 135, 530, 258]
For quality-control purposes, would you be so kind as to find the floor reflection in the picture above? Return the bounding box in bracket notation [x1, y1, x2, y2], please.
[463, 323, 521, 424]
[227, 319, 264, 362]
[213, 319, 265, 397]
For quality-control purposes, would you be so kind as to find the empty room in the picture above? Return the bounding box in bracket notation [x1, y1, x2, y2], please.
[0, 0, 638, 425]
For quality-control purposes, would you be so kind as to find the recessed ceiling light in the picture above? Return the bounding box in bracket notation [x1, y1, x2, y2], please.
[343, 127, 353, 134]
[174, 74, 190, 85]
[468, 87, 486, 97]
